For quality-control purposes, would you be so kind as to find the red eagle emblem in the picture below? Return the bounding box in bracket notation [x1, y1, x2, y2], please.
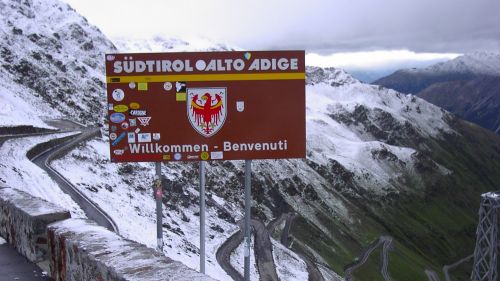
[187, 88, 227, 137]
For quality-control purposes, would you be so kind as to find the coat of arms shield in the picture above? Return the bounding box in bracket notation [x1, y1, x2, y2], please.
[187, 87, 227, 137]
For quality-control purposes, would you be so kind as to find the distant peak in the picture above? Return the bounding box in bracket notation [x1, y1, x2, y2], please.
[111, 36, 238, 53]
[306, 66, 359, 86]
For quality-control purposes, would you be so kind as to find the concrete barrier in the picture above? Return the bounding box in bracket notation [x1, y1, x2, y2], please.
[0, 185, 71, 262]
[0, 186, 216, 281]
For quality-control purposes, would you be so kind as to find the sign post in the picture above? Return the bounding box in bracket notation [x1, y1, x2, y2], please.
[199, 161, 206, 273]
[244, 159, 252, 281]
[155, 162, 163, 252]
[105, 50, 305, 276]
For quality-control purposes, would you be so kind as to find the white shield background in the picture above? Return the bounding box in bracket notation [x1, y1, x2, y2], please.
[187, 87, 227, 137]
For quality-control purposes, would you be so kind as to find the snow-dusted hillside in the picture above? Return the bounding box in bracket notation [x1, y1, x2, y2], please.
[375, 50, 500, 135]
[305, 67, 453, 195]
[375, 50, 500, 95]
[41, 65, 457, 280]
[112, 36, 237, 53]
[2, 1, 500, 281]
[0, 0, 115, 127]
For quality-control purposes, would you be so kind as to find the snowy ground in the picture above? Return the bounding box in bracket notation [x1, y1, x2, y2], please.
[52, 138, 233, 280]
[0, 75, 62, 129]
[0, 236, 5, 245]
[52, 138, 296, 281]
[272, 240, 309, 280]
[0, 132, 85, 217]
[229, 235, 259, 280]
[0, 58, 457, 280]
[0, 124, 313, 280]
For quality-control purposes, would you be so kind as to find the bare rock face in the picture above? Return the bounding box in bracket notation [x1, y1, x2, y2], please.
[419, 76, 500, 134]
[0, 0, 116, 126]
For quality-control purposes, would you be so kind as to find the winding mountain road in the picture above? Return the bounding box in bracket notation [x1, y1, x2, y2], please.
[216, 219, 280, 281]
[380, 236, 393, 281]
[442, 254, 473, 281]
[216, 225, 244, 281]
[268, 212, 325, 281]
[0, 119, 80, 146]
[425, 269, 441, 281]
[344, 238, 382, 281]
[28, 120, 119, 233]
[344, 235, 393, 281]
[252, 219, 279, 281]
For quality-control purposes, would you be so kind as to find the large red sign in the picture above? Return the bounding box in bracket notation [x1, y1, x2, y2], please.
[105, 51, 305, 162]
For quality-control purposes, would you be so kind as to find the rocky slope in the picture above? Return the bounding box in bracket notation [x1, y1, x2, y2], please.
[259, 67, 500, 281]
[0, 0, 115, 126]
[374, 51, 500, 134]
[375, 51, 500, 94]
[2, 1, 500, 280]
[419, 76, 500, 134]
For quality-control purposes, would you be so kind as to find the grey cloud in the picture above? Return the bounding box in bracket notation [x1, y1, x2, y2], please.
[232, 0, 500, 53]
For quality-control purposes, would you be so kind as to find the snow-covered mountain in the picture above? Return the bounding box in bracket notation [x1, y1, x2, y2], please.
[112, 36, 237, 53]
[375, 51, 500, 134]
[0, 0, 115, 127]
[409, 51, 500, 76]
[2, 1, 500, 281]
[375, 51, 500, 94]
[418, 76, 500, 134]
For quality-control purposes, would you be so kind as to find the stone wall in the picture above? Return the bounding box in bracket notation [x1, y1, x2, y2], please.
[48, 219, 215, 281]
[0, 186, 71, 262]
[0, 186, 216, 281]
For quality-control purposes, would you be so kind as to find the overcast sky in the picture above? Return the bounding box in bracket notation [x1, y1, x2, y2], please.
[61, 0, 500, 70]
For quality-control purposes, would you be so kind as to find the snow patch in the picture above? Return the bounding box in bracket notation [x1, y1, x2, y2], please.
[0, 83, 60, 128]
[52, 139, 240, 281]
[272, 240, 308, 281]
[230, 234, 259, 281]
[0, 132, 85, 217]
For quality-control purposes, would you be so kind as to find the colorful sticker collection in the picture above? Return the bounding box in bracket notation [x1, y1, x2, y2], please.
[108, 81, 219, 161]
[109, 85, 162, 159]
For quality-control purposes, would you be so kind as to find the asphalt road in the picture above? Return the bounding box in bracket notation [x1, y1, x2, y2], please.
[344, 235, 394, 281]
[30, 127, 119, 233]
[425, 269, 441, 281]
[216, 219, 280, 281]
[0, 241, 52, 281]
[443, 254, 473, 281]
[344, 237, 382, 281]
[0, 119, 83, 147]
[43, 119, 84, 131]
[380, 236, 393, 281]
[219, 212, 326, 281]
[251, 219, 279, 281]
[267, 212, 325, 281]
[0, 120, 116, 280]
[216, 227, 244, 281]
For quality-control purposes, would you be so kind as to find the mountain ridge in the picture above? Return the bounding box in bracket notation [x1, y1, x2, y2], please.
[375, 51, 500, 134]
[375, 51, 500, 94]
[419, 75, 500, 134]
